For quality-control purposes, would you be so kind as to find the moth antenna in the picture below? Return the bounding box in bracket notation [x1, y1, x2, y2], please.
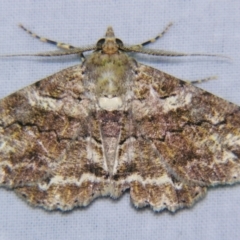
[133, 22, 173, 48]
[18, 23, 78, 50]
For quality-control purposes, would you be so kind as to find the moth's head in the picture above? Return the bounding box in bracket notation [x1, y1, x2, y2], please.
[96, 26, 123, 55]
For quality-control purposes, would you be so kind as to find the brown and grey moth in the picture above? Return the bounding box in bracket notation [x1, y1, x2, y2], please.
[0, 23, 239, 212]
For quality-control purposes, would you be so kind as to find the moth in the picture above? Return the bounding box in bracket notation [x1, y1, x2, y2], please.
[0, 23, 239, 212]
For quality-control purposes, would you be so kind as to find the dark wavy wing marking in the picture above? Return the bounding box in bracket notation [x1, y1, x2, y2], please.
[1, 62, 240, 212]
[110, 64, 240, 212]
[0, 65, 110, 210]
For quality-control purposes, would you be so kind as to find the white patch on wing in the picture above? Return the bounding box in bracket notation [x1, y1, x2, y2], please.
[225, 133, 240, 146]
[124, 173, 173, 185]
[163, 92, 192, 113]
[39, 173, 102, 190]
[26, 88, 63, 111]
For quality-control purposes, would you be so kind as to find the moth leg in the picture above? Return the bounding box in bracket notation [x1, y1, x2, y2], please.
[0, 49, 93, 58]
[19, 24, 78, 50]
[122, 22, 227, 59]
[186, 76, 217, 85]
[132, 22, 173, 48]
[121, 45, 227, 58]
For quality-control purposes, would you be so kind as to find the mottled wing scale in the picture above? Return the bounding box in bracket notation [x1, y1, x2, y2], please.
[0, 25, 239, 212]
[114, 64, 240, 211]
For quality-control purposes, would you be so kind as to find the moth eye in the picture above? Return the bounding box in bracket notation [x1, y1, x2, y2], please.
[116, 38, 123, 47]
[96, 38, 105, 49]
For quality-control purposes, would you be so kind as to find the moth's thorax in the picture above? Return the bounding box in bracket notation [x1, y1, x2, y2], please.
[84, 51, 134, 111]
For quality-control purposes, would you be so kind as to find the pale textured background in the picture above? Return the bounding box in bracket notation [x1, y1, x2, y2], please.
[0, 1, 240, 240]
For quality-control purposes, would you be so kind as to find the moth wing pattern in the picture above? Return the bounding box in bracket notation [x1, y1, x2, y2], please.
[1, 62, 240, 212]
[0, 65, 111, 210]
[116, 64, 240, 211]
[1, 24, 240, 212]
